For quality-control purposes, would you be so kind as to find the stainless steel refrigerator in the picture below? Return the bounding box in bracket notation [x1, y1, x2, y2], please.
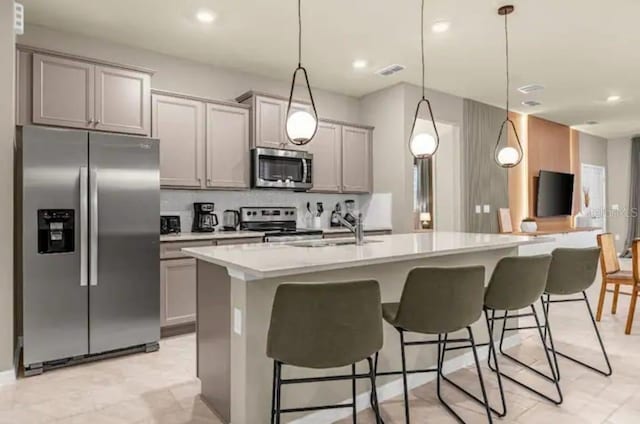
[17, 126, 160, 376]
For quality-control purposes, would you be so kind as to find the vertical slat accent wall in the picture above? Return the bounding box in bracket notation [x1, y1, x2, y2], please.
[462, 99, 509, 233]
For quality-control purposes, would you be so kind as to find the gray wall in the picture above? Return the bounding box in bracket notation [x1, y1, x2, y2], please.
[1, 0, 16, 376]
[462, 99, 508, 233]
[607, 137, 632, 252]
[580, 132, 608, 167]
[18, 24, 360, 123]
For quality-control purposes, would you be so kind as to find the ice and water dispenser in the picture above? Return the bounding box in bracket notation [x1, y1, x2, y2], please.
[37, 209, 75, 254]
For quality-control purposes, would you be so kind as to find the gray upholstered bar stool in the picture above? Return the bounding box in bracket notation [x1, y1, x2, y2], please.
[541, 247, 612, 377]
[474, 254, 562, 417]
[375, 266, 493, 424]
[267, 280, 383, 424]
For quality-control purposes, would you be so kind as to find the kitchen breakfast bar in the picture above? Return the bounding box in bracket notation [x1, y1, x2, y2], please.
[183, 231, 546, 424]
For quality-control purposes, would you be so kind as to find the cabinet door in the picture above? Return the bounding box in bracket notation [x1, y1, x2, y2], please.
[94, 66, 150, 135]
[160, 259, 197, 327]
[205, 103, 250, 189]
[32, 53, 94, 129]
[341, 126, 372, 193]
[152, 94, 205, 188]
[308, 121, 342, 192]
[255, 96, 285, 149]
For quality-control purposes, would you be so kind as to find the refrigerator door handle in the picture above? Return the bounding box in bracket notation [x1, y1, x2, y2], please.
[80, 167, 89, 287]
[90, 168, 99, 287]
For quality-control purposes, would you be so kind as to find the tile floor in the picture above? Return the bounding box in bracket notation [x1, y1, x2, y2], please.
[1, 267, 639, 424]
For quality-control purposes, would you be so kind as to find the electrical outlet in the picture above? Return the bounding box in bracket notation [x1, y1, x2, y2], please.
[612, 204, 620, 211]
[233, 308, 242, 335]
[615, 234, 620, 241]
[483, 205, 490, 214]
[475, 205, 481, 214]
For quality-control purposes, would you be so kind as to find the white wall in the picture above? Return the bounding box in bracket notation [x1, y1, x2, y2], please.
[18, 24, 360, 123]
[607, 137, 632, 252]
[359, 83, 463, 233]
[580, 132, 608, 167]
[1, 0, 16, 379]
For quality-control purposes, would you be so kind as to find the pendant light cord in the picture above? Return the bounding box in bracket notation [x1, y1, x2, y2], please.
[421, 0, 426, 99]
[297, 0, 302, 67]
[504, 11, 510, 119]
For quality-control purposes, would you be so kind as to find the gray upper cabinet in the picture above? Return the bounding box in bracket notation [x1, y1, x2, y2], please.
[308, 121, 342, 193]
[205, 103, 250, 189]
[255, 96, 285, 149]
[28, 50, 152, 135]
[32, 53, 95, 129]
[94, 66, 150, 135]
[239, 92, 311, 150]
[152, 93, 205, 188]
[341, 125, 372, 193]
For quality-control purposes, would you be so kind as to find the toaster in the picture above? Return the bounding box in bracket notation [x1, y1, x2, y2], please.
[160, 215, 181, 235]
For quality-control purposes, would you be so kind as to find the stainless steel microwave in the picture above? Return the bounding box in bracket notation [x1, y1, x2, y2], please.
[251, 147, 313, 191]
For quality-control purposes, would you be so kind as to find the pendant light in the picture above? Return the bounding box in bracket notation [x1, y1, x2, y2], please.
[285, 0, 319, 146]
[494, 5, 524, 168]
[409, 0, 440, 160]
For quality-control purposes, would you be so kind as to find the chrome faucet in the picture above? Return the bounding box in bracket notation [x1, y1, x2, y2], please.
[336, 212, 364, 245]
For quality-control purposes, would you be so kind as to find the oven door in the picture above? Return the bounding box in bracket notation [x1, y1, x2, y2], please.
[252, 148, 313, 190]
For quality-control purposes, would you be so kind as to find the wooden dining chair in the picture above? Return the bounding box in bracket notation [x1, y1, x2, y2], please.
[628, 240, 640, 334]
[596, 233, 636, 333]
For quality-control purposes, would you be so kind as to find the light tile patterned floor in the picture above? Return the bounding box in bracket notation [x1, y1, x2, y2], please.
[1, 266, 640, 423]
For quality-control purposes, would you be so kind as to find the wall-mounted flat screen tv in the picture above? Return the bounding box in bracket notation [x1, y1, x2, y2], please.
[536, 170, 575, 217]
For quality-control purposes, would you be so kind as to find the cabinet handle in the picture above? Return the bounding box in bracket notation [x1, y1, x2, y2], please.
[88, 119, 94, 124]
[95, 120, 101, 125]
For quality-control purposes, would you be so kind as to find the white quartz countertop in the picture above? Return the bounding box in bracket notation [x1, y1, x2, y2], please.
[160, 231, 265, 242]
[182, 231, 551, 280]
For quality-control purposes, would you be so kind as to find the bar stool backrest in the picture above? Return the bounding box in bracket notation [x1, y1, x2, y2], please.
[395, 266, 485, 334]
[597, 233, 621, 274]
[485, 255, 551, 311]
[267, 280, 383, 369]
[545, 248, 601, 295]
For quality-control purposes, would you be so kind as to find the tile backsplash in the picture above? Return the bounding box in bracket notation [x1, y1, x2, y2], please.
[161, 190, 390, 232]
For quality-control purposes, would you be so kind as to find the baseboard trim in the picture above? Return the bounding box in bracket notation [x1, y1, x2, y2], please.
[0, 368, 16, 386]
[289, 334, 521, 424]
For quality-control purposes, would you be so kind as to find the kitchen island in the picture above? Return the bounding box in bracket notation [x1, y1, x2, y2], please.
[183, 231, 547, 424]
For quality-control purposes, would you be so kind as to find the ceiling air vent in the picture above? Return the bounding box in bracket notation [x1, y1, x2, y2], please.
[522, 100, 542, 107]
[375, 64, 406, 77]
[585, 120, 599, 125]
[14, 2, 24, 35]
[517, 84, 544, 94]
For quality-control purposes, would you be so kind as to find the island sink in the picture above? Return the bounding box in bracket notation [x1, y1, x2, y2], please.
[285, 238, 383, 248]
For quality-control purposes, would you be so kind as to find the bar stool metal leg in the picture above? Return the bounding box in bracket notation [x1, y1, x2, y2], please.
[367, 357, 383, 424]
[399, 329, 411, 424]
[542, 292, 613, 377]
[351, 364, 357, 423]
[490, 306, 563, 405]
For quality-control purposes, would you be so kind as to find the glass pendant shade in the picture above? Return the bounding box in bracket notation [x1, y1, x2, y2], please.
[286, 109, 317, 144]
[409, 98, 440, 159]
[494, 118, 523, 168]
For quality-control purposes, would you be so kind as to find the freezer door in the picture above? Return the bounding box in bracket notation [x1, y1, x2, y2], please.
[20, 126, 90, 366]
[88, 132, 160, 354]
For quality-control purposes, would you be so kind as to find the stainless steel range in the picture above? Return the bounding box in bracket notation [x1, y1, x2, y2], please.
[240, 207, 323, 242]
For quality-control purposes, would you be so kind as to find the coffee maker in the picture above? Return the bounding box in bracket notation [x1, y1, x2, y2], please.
[192, 203, 218, 232]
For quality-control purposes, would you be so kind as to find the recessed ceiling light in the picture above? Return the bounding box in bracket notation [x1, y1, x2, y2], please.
[196, 9, 216, 24]
[518, 84, 544, 94]
[606, 95, 621, 102]
[522, 100, 542, 107]
[431, 21, 451, 33]
[352, 59, 368, 69]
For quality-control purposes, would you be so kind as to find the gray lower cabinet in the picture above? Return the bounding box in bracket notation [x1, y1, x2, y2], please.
[159, 237, 262, 333]
[160, 258, 197, 327]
